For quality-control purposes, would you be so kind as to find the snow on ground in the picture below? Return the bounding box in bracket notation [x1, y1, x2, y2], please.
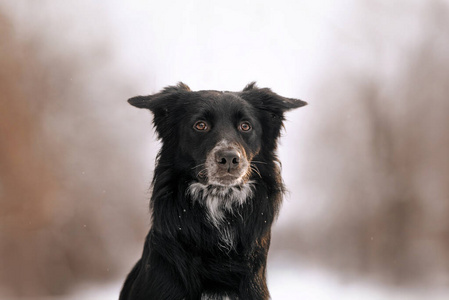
[64, 282, 121, 300]
[50, 262, 449, 300]
[268, 258, 449, 300]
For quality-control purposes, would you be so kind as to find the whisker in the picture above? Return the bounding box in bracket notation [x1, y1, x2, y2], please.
[250, 165, 262, 179]
[191, 163, 206, 170]
[251, 161, 267, 165]
[197, 168, 208, 178]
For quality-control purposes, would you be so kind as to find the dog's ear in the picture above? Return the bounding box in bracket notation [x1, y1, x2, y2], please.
[128, 83, 191, 139]
[241, 82, 306, 146]
[241, 82, 307, 115]
[128, 82, 191, 116]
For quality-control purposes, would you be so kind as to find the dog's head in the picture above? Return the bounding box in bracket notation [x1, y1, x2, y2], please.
[128, 82, 306, 187]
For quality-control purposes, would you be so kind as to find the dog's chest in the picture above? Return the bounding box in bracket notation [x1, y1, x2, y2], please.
[187, 182, 253, 249]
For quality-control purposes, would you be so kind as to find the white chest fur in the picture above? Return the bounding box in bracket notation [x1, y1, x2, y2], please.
[187, 182, 254, 249]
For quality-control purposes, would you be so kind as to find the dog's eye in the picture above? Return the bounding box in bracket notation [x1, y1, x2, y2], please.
[239, 122, 252, 132]
[194, 121, 209, 131]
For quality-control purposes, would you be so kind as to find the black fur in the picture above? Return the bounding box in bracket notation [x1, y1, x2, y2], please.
[120, 82, 306, 300]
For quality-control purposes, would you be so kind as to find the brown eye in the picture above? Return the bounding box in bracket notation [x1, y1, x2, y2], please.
[194, 121, 209, 131]
[239, 122, 252, 132]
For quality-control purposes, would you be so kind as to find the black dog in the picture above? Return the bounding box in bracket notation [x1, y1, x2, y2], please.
[120, 82, 306, 300]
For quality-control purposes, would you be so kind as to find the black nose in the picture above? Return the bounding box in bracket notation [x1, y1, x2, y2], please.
[216, 149, 240, 171]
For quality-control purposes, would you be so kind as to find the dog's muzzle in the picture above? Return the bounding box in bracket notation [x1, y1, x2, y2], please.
[205, 140, 249, 186]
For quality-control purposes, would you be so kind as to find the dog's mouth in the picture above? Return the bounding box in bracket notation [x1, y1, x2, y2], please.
[208, 174, 246, 186]
[197, 167, 249, 186]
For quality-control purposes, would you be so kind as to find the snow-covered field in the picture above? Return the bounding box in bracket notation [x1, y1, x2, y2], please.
[268, 260, 449, 300]
[54, 262, 448, 300]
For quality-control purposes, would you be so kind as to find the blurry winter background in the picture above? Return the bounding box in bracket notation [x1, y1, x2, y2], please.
[1, 0, 449, 299]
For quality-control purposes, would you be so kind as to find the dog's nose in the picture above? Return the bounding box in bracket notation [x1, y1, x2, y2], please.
[216, 149, 240, 171]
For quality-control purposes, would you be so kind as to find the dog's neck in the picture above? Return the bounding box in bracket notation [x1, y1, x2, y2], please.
[187, 182, 254, 227]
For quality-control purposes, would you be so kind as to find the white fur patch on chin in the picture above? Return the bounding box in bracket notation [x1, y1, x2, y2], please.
[187, 181, 254, 249]
[188, 182, 254, 225]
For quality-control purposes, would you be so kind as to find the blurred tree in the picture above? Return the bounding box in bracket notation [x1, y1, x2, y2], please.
[0, 9, 148, 296]
[0, 13, 64, 295]
[276, 0, 449, 286]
